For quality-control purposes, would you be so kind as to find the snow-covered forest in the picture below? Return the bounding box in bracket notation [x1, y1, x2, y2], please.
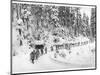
[12, 1, 96, 74]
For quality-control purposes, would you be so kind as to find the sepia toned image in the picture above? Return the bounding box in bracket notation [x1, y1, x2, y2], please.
[11, 0, 96, 74]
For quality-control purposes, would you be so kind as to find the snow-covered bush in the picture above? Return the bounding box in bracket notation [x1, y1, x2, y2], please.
[59, 52, 66, 58]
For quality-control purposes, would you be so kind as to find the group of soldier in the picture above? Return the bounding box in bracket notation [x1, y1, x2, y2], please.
[30, 44, 48, 64]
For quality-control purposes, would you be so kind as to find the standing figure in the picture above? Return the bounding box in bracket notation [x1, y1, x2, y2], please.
[41, 47, 44, 55]
[51, 46, 53, 51]
[30, 50, 36, 64]
[36, 49, 39, 60]
[44, 47, 47, 54]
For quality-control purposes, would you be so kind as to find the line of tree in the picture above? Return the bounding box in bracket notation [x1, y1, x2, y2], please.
[12, 3, 96, 40]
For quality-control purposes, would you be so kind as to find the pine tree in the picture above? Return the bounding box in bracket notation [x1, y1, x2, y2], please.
[90, 8, 96, 38]
[74, 7, 81, 37]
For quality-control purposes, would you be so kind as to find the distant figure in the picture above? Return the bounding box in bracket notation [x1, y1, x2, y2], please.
[30, 50, 36, 64]
[36, 49, 39, 60]
[45, 47, 47, 54]
[51, 46, 53, 51]
[20, 39, 22, 46]
[41, 48, 44, 55]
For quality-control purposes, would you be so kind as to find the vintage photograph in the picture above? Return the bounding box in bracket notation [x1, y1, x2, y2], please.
[11, 0, 96, 74]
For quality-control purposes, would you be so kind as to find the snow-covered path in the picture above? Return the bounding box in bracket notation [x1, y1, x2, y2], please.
[12, 41, 95, 74]
[13, 51, 95, 74]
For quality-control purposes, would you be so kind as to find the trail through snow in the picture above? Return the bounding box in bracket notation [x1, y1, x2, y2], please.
[12, 42, 95, 74]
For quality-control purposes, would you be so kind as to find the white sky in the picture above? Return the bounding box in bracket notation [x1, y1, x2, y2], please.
[80, 7, 92, 25]
[80, 7, 91, 17]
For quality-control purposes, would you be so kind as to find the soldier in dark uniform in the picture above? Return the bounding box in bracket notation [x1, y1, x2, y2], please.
[36, 49, 39, 60]
[45, 47, 47, 54]
[30, 50, 36, 64]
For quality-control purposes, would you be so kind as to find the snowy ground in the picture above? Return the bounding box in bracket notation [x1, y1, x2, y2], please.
[50, 42, 95, 66]
[12, 42, 95, 74]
